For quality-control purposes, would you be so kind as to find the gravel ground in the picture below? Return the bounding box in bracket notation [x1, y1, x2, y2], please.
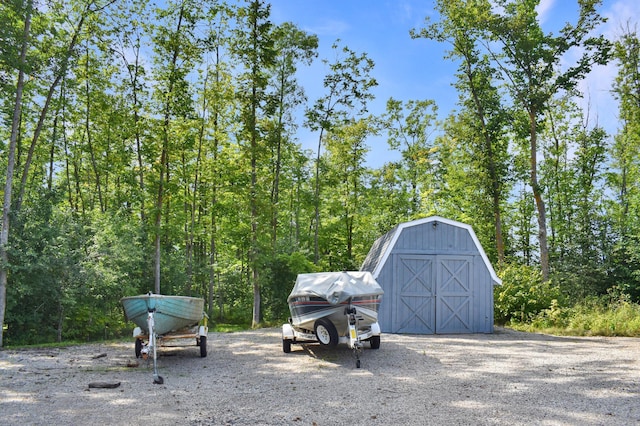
[1, 327, 639, 425]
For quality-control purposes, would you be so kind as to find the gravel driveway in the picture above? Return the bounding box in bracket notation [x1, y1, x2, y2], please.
[1, 327, 639, 425]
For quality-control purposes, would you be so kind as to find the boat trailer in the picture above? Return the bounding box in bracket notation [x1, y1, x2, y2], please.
[282, 307, 381, 368]
[132, 309, 208, 384]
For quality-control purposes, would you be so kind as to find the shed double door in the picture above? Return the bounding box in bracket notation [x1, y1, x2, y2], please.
[392, 254, 472, 334]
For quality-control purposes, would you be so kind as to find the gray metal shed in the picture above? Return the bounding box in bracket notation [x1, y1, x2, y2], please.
[361, 216, 501, 334]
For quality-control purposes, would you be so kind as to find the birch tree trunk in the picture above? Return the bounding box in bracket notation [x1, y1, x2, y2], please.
[0, 1, 31, 347]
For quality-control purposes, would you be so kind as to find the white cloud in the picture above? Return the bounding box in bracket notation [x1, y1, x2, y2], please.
[305, 19, 350, 37]
[536, 0, 556, 25]
[576, 0, 640, 134]
[602, 0, 640, 38]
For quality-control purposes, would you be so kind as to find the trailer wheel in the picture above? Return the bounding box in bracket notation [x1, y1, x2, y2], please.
[283, 338, 292, 353]
[369, 335, 381, 349]
[314, 319, 338, 347]
[199, 336, 207, 358]
[135, 338, 143, 358]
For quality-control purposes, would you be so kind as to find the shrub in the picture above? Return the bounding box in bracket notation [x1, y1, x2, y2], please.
[565, 295, 640, 336]
[494, 264, 562, 324]
[521, 289, 640, 336]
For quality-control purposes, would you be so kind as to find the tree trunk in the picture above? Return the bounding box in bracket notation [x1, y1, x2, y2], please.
[0, 2, 31, 347]
[84, 41, 104, 213]
[250, 77, 260, 328]
[209, 46, 221, 319]
[153, 3, 185, 294]
[16, 3, 90, 213]
[247, 3, 264, 328]
[312, 127, 325, 264]
[463, 57, 505, 265]
[271, 64, 287, 249]
[529, 110, 550, 281]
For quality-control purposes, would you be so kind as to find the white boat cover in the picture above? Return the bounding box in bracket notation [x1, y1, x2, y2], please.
[288, 271, 383, 305]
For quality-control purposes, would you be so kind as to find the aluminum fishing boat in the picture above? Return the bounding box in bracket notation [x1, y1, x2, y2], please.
[121, 293, 208, 383]
[121, 293, 205, 336]
[282, 271, 383, 367]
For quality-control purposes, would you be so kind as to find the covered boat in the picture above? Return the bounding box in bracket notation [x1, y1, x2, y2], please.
[282, 271, 383, 367]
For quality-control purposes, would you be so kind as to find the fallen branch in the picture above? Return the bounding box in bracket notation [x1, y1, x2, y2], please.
[88, 382, 120, 389]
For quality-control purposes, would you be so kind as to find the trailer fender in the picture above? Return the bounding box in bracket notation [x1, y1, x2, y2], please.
[282, 323, 295, 340]
[198, 325, 208, 337]
[370, 322, 381, 336]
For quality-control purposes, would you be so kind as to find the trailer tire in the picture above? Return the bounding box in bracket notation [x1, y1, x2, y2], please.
[199, 336, 207, 358]
[135, 338, 143, 358]
[283, 338, 292, 353]
[314, 319, 338, 347]
[369, 335, 381, 349]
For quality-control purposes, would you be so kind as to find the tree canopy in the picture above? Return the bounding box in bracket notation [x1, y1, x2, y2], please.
[1, 0, 638, 346]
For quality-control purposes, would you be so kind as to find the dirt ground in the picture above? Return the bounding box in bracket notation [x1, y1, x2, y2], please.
[1, 327, 639, 425]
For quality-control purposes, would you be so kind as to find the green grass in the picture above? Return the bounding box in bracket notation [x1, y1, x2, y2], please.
[210, 323, 252, 333]
[209, 318, 287, 332]
[508, 299, 640, 337]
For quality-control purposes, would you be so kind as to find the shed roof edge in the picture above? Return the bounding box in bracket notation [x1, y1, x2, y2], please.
[370, 216, 502, 285]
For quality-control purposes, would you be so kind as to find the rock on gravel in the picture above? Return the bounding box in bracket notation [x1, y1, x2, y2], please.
[1, 327, 639, 425]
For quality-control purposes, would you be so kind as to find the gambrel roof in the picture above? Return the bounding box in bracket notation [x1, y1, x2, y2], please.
[361, 216, 502, 285]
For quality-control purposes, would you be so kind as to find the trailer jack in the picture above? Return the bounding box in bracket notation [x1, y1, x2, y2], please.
[346, 307, 363, 368]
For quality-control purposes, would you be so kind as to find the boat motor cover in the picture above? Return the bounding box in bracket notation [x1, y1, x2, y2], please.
[287, 271, 384, 305]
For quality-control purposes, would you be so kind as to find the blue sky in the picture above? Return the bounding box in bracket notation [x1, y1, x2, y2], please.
[268, 0, 640, 167]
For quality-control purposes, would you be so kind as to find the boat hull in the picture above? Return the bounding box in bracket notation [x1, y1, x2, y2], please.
[121, 294, 205, 336]
[288, 294, 382, 336]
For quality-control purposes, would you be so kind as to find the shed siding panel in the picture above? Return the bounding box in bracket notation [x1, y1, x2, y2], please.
[395, 223, 479, 255]
[376, 259, 395, 333]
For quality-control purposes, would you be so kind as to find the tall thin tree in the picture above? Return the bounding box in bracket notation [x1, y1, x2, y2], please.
[305, 41, 377, 263]
[231, 0, 276, 327]
[0, 0, 32, 348]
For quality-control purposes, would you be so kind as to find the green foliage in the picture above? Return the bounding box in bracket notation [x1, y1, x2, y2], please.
[261, 251, 316, 322]
[518, 289, 640, 337]
[494, 263, 561, 324]
[6, 194, 81, 345]
[3, 0, 640, 347]
[211, 323, 251, 333]
[209, 262, 253, 324]
[5, 193, 150, 345]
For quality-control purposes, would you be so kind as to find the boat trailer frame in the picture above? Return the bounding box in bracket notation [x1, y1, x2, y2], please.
[282, 307, 381, 368]
[132, 310, 208, 384]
